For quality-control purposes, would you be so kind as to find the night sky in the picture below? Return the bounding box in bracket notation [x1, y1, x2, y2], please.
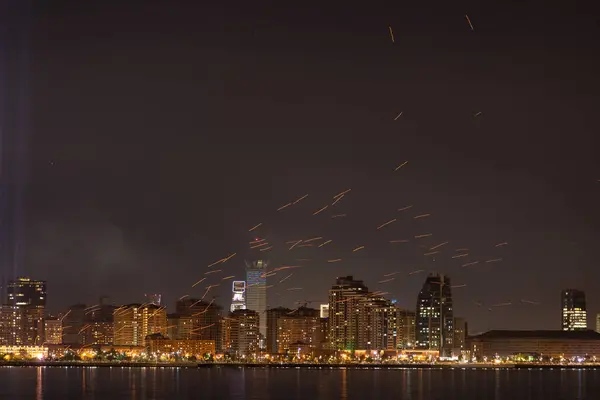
[19, 1, 600, 332]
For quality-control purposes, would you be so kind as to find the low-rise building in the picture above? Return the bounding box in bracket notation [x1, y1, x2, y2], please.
[469, 330, 600, 359]
[146, 333, 215, 356]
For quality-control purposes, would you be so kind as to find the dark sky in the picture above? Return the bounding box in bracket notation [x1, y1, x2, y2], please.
[21, 0, 600, 332]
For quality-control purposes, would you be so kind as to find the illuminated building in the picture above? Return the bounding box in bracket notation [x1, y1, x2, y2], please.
[44, 317, 62, 345]
[113, 304, 167, 346]
[561, 289, 587, 331]
[357, 295, 393, 350]
[146, 333, 216, 356]
[469, 330, 600, 359]
[175, 298, 221, 350]
[230, 281, 247, 312]
[227, 309, 260, 356]
[0, 305, 20, 345]
[328, 276, 368, 351]
[596, 313, 600, 334]
[6, 277, 46, 345]
[415, 274, 454, 356]
[85, 304, 116, 345]
[453, 317, 468, 354]
[245, 260, 268, 345]
[276, 307, 320, 353]
[398, 309, 416, 349]
[0, 345, 48, 360]
[266, 307, 291, 354]
[7, 277, 46, 308]
[320, 304, 329, 318]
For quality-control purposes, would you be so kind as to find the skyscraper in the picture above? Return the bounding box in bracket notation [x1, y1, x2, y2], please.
[328, 275, 368, 351]
[245, 260, 267, 344]
[561, 289, 587, 331]
[6, 277, 46, 345]
[596, 313, 600, 334]
[415, 273, 454, 356]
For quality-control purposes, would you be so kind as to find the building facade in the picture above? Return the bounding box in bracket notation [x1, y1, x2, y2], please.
[276, 307, 320, 353]
[328, 276, 368, 351]
[113, 304, 167, 346]
[44, 318, 62, 345]
[245, 260, 268, 344]
[174, 298, 222, 350]
[146, 334, 215, 357]
[469, 330, 600, 359]
[415, 274, 454, 356]
[6, 277, 46, 345]
[266, 307, 291, 354]
[225, 309, 260, 356]
[561, 289, 587, 331]
[453, 317, 468, 354]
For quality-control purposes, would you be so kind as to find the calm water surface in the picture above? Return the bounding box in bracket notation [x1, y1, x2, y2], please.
[0, 366, 599, 399]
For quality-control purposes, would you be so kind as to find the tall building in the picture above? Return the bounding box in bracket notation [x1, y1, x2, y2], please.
[245, 260, 268, 344]
[320, 304, 329, 318]
[226, 309, 260, 356]
[0, 305, 20, 345]
[561, 289, 587, 331]
[113, 304, 167, 346]
[357, 295, 394, 350]
[6, 277, 46, 345]
[453, 317, 468, 354]
[328, 276, 368, 351]
[596, 313, 600, 334]
[0, 1, 31, 300]
[266, 307, 291, 354]
[415, 273, 454, 356]
[174, 298, 222, 350]
[230, 281, 247, 312]
[276, 307, 320, 354]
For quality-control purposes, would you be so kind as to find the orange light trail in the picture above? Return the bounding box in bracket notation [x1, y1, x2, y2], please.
[377, 219, 397, 230]
[292, 194, 309, 204]
[394, 161, 408, 171]
[452, 253, 469, 259]
[277, 203, 292, 211]
[352, 246, 365, 252]
[334, 189, 351, 198]
[248, 223, 262, 232]
[413, 213, 431, 219]
[313, 205, 328, 215]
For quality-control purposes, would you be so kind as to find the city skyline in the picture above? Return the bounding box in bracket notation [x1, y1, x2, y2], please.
[1, 1, 598, 335]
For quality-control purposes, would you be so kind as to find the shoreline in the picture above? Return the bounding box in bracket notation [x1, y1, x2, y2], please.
[0, 361, 599, 369]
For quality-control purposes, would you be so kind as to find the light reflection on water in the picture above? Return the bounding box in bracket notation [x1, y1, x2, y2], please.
[1, 367, 599, 399]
